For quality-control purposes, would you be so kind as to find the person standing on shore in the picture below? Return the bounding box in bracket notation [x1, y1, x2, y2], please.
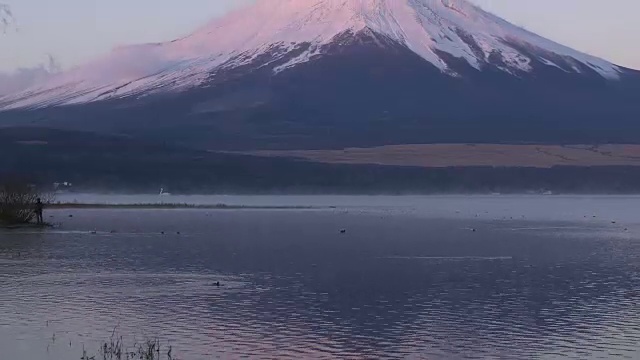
[34, 198, 44, 224]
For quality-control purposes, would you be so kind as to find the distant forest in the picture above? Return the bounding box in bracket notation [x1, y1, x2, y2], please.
[3, 127, 640, 194]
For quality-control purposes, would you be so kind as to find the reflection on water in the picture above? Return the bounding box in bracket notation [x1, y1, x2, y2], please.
[1, 199, 640, 359]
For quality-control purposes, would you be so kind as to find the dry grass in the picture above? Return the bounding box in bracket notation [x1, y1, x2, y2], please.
[81, 330, 173, 360]
[250, 144, 640, 168]
[0, 181, 54, 225]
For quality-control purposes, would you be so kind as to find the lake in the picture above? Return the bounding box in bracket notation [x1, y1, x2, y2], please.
[1, 195, 639, 359]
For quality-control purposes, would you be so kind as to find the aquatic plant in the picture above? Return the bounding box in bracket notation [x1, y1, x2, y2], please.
[83, 329, 174, 360]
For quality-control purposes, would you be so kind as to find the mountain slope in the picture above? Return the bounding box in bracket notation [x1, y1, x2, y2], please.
[0, 0, 625, 109]
[0, 0, 639, 150]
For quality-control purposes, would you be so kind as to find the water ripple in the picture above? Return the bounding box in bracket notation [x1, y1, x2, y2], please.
[1, 209, 640, 359]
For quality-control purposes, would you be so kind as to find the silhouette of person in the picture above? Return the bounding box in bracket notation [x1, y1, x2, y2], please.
[34, 198, 44, 224]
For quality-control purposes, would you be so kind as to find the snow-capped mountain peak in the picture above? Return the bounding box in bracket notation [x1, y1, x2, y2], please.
[0, 0, 624, 109]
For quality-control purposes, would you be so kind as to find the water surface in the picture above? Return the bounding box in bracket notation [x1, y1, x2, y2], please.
[1, 196, 639, 359]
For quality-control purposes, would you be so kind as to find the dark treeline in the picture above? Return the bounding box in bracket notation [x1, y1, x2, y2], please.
[3, 127, 640, 194]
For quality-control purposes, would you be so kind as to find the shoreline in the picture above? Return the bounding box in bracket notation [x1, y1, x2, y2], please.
[1, 204, 321, 228]
[47, 203, 320, 210]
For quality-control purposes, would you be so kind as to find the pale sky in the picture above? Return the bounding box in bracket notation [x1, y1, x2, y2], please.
[0, 0, 639, 73]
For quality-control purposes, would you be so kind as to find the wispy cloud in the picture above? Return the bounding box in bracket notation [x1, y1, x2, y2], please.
[0, 3, 15, 33]
[0, 55, 61, 95]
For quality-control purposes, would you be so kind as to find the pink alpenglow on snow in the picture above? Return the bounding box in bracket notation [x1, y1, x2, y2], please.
[0, 0, 623, 109]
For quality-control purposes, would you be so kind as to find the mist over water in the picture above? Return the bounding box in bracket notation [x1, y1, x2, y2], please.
[1, 196, 640, 359]
[58, 193, 640, 223]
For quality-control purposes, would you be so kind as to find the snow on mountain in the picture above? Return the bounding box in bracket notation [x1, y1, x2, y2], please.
[0, 0, 624, 109]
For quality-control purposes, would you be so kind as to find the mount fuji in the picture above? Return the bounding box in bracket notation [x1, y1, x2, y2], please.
[1, 0, 640, 150]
